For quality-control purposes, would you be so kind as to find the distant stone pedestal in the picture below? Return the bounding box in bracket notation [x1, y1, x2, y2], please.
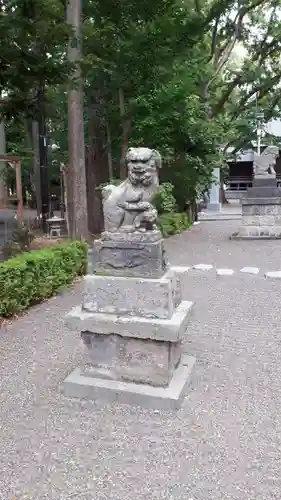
[207, 167, 221, 212]
[233, 145, 281, 239]
[233, 178, 281, 239]
[63, 230, 195, 410]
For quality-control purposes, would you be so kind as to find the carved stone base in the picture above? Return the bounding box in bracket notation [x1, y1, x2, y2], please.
[91, 230, 167, 278]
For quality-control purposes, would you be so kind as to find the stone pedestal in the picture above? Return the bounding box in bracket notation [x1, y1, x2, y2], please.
[92, 230, 166, 278]
[207, 167, 221, 212]
[233, 178, 281, 239]
[63, 231, 195, 409]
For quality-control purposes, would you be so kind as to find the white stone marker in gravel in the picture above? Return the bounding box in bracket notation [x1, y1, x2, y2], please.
[240, 266, 260, 275]
[265, 271, 281, 279]
[171, 265, 191, 274]
[216, 268, 234, 276]
[193, 264, 213, 271]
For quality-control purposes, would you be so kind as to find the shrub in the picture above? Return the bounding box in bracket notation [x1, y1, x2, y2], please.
[0, 240, 87, 318]
[158, 212, 191, 237]
[153, 182, 177, 214]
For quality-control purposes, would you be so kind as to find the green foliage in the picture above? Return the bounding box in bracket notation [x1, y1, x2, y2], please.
[81, 1, 222, 199]
[158, 212, 191, 237]
[2, 0, 281, 218]
[207, 0, 281, 150]
[0, 240, 87, 318]
[153, 182, 177, 214]
[0, 0, 71, 119]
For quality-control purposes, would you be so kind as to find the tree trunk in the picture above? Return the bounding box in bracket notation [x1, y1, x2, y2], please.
[61, 165, 70, 235]
[118, 88, 131, 179]
[85, 149, 104, 237]
[106, 119, 114, 180]
[86, 99, 110, 236]
[27, 120, 41, 214]
[0, 119, 7, 208]
[220, 181, 228, 204]
[38, 87, 50, 233]
[67, 0, 88, 240]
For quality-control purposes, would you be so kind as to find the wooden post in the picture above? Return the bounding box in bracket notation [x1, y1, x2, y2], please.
[0, 155, 22, 225]
[15, 161, 23, 226]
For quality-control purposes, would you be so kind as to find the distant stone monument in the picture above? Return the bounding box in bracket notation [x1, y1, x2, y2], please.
[207, 167, 221, 212]
[233, 145, 281, 239]
[63, 147, 195, 409]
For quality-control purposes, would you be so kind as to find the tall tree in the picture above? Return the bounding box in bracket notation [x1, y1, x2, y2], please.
[67, 0, 88, 239]
[204, 0, 281, 149]
[2, 0, 281, 230]
[0, 0, 70, 117]
[0, 115, 7, 207]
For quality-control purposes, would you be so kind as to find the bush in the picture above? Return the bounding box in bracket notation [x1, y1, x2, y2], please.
[0, 240, 87, 318]
[153, 182, 177, 214]
[158, 212, 191, 237]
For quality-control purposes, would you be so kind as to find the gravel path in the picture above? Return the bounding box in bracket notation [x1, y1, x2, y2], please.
[165, 219, 281, 271]
[1, 219, 281, 499]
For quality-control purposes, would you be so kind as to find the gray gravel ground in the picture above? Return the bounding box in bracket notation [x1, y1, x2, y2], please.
[165, 219, 281, 272]
[1, 218, 281, 499]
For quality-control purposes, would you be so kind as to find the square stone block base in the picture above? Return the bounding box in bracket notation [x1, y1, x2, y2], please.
[67, 300, 193, 387]
[83, 272, 175, 319]
[82, 266, 189, 320]
[62, 354, 195, 410]
[64, 264, 194, 410]
[81, 333, 182, 387]
[92, 231, 166, 278]
[232, 196, 281, 239]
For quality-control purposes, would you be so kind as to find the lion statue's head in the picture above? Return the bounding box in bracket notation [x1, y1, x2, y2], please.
[126, 147, 162, 187]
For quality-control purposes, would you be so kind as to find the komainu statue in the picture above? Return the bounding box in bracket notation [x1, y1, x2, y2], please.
[253, 145, 279, 177]
[102, 147, 162, 233]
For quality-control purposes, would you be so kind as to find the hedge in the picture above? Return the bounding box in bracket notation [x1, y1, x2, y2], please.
[158, 212, 191, 237]
[0, 240, 87, 318]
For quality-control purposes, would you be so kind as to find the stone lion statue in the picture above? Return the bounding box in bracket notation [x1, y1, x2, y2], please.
[253, 145, 279, 177]
[102, 147, 162, 233]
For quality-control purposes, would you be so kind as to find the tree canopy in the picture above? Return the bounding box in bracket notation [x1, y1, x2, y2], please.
[1, 0, 281, 228]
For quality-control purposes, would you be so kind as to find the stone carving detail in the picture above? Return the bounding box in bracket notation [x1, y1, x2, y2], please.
[102, 147, 162, 233]
[253, 145, 279, 177]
